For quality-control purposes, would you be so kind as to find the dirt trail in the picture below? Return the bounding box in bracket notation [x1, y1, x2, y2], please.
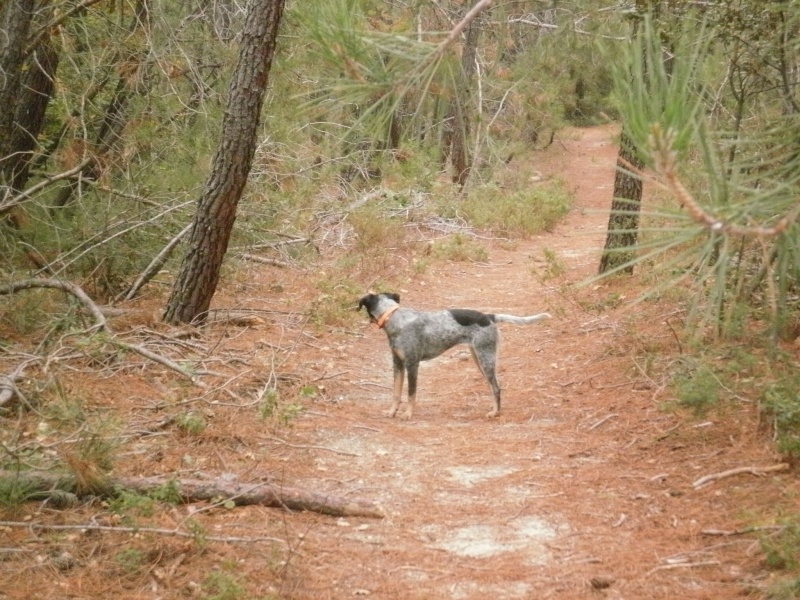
[5, 126, 793, 600]
[253, 125, 792, 599]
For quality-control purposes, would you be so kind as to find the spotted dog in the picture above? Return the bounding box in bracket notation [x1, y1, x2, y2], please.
[357, 292, 551, 419]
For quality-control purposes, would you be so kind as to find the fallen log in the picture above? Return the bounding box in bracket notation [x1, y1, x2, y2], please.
[0, 470, 384, 519]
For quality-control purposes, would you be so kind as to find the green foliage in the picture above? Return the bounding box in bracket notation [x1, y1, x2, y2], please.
[763, 376, 800, 459]
[308, 275, 361, 327]
[114, 548, 147, 574]
[176, 411, 207, 436]
[673, 365, 721, 415]
[601, 10, 800, 336]
[765, 577, 800, 600]
[506, 19, 617, 131]
[459, 179, 572, 238]
[428, 234, 488, 263]
[762, 522, 800, 572]
[109, 489, 156, 519]
[530, 248, 566, 282]
[259, 388, 304, 427]
[259, 388, 281, 421]
[349, 203, 407, 255]
[297, 0, 458, 150]
[0, 476, 38, 511]
[202, 569, 247, 600]
[148, 479, 182, 505]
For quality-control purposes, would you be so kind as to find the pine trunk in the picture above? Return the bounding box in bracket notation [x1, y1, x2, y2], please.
[164, 0, 286, 325]
[598, 131, 644, 274]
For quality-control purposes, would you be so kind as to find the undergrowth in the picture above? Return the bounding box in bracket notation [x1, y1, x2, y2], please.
[761, 519, 800, 599]
[664, 340, 800, 460]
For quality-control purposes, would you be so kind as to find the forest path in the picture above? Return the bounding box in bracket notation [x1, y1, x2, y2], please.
[2, 128, 796, 600]
[247, 125, 788, 599]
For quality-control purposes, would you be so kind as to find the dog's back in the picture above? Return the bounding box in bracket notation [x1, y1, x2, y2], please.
[387, 308, 497, 362]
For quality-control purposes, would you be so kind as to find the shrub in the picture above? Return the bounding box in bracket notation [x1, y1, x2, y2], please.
[460, 179, 572, 238]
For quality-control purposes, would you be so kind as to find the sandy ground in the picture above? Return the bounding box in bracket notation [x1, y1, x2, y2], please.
[1, 125, 797, 600]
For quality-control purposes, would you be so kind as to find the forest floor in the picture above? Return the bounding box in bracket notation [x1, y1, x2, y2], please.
[1, 125, 798, 600]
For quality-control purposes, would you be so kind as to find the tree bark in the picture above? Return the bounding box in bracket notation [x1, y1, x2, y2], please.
[598, 131, 644, 274]
[0, 470, 384, 519]
[443, 12, 482, 188]
[0, 0, 36, 205]
[7, 8, 59, 195]
[164, 0, 286, 325]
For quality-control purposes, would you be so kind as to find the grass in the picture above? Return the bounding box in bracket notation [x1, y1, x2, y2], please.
[530, 247, 566, 281]
[176, 410, 208, 436]
[459, 178, 572, 238]
[429, 233, 488, 263]
[203, 569, 247, 600]
[763, 375, 800, 459]
[259, 388, 305, 427]
[761, 519, 800, 599]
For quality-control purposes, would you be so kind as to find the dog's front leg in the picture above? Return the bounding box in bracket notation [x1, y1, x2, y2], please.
[387, 353, 404, 418]
[403, 361, 419, 419]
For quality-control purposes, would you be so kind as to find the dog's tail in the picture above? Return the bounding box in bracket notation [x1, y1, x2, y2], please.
[492, 312, 551, 325]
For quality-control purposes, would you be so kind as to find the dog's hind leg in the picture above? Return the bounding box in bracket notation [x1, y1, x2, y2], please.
[469, 345, 502, 418]
[387, 354, 404, 418]
[403, 361, 419, 419]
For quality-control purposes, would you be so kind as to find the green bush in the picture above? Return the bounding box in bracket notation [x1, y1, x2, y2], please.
[673, 364, 722, 415]
[460, 180, 572, 238]
[763, 377, 800, 459]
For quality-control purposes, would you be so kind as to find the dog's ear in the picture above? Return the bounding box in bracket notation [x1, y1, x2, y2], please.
[388, 292, 400, 304]
[357, 294, 375, 312]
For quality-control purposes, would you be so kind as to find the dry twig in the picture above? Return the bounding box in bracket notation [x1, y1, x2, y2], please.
[0, 278, 204, 386]
[692, 463, 789, 489]
[0, 520, 286, 545]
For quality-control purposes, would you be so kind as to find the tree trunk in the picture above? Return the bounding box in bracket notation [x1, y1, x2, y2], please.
[598, 131, 644, 274]
[164, 0, 286, 325]
[443, 11, 482, 188]
[0, 0, 36, 205]
[9, 30, 59, 194]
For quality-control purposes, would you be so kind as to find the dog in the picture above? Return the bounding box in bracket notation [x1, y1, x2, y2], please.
[357, 292, 551, 419]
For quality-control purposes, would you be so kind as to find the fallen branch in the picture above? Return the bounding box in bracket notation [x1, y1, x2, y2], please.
[587, 413, 618, 431]
[647, 560, 720, 576]
[0, 278, 203, 386]
[0, 470, 384, 519]
[701, 525, 786, 537]
[112, 339, 202, 385]
[238, 253, 292, 268]
[692, 463, 790, 489]
[0, 359, 38, 407]
[262, 435, 361, 458]
[0, 278, 107, 330]
[0, 158, 95, 215]
[0, 520, 287, 544]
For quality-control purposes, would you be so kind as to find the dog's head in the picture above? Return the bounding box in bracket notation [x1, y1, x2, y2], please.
[357, 292, 400, 321]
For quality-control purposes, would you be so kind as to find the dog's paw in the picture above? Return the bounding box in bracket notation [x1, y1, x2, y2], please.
[485, 409, 500, 418]
[385, 404, 400, 418]
[401, 408, 414, 420]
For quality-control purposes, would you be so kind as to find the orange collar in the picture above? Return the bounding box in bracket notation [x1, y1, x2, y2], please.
[375, 305, 400, 329]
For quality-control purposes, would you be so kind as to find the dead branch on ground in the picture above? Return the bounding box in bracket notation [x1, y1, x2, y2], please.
[701, 525, 786, 537]
[0, 520, 287, 544]
[0, 278, 204, 387]
[238, 253, 293, 268]
[0, 470, 384, 519]
[692, 463, 789, 489]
